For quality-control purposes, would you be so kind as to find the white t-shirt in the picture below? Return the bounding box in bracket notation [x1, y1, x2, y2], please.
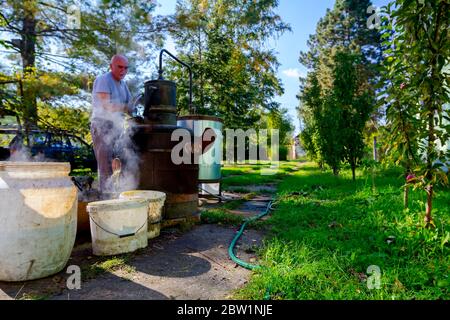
[91, 72, 132, 121]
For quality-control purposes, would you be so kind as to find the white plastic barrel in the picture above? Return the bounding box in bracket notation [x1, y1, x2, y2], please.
[87, 198, 148, 256]
[119, 190, 166, 239]
[0, 162, 77, 282]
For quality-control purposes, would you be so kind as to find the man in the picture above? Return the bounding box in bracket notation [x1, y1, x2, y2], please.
[91, 54, 132, 191]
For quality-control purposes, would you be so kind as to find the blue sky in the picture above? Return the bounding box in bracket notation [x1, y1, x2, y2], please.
[155, 0, 392, 134]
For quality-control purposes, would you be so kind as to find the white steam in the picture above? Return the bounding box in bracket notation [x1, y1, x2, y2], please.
[7, 140, 50, 163]
[95, 108, 140, 195]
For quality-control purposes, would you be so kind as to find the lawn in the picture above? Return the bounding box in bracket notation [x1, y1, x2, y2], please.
[234, 162, 450, 300]
[221, 162, 301, 190]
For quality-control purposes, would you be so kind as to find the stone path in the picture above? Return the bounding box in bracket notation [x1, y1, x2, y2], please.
[0, 224, 264, 300]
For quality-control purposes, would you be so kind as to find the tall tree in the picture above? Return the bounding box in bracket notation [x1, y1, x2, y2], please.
[333, 51, 373, 180]
[298, 72, 325, 168]
[299, 0, 381, 91]
[265, 108, 294, 147]
[299, 51, 373, 178]
[297, 0, 382, 174]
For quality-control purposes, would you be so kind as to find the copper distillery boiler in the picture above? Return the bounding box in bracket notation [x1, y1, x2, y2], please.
[123, 50, 200, 220]
[130, 123, 199, 220]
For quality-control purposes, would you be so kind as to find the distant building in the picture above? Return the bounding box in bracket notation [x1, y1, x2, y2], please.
[287, 135, 305, 160]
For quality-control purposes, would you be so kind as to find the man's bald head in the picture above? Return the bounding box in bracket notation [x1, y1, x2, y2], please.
[111, 54, 128, 65]
[110, 54, 129, 81]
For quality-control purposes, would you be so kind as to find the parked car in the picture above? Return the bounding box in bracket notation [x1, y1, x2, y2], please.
[0, 128, 97, 172]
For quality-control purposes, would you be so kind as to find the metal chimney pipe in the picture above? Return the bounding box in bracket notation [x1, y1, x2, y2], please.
[158, 49, 194, 114]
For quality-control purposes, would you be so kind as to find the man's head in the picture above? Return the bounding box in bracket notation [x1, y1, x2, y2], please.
[110, 54, 129, 81]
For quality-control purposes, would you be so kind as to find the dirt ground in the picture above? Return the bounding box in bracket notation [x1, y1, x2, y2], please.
[0, 197, 268, 300]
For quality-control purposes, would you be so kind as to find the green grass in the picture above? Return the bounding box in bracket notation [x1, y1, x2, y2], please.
[221, 161, 302, 189]
[222, 165, 260, 177]
[201, 192, 269, 229]
[202, 161, 302, 227]
[71, 168, 96, 177]
[201, 208, 269, 230]
[81, 254, 136, 280]
[222, 174, 281, 188]
[201, 209, 246, 225]
[225, 187, 255, 194]
[235, 163, 450, 300]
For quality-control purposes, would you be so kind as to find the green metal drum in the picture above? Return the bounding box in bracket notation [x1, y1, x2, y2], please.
[177, 115, 223, 182]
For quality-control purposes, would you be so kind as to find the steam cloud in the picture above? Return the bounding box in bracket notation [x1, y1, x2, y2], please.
[92, 108, 140, 196]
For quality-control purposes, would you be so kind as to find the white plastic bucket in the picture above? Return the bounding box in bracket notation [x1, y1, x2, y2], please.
[0, 162, 77, 281]
[87, 198, 148, 256]
[119, 190, 166, 239]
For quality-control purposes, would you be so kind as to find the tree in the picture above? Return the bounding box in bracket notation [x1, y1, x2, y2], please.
[299, 71, 343, 174]
[297, 0, 382, 174]
[0, 0, 169, 130]
[334, 51, 373, 180]
[298, 72, 325, 168]
[379, 0, 450, 226]
[299, 0, 381, 91]
[265, 108, 294, 146]
[299, 51, 372, 178]
[379, 46, 421, 208]
[263, 107, 294, 160]
[38, 103, 91, 142]
[167, 0, 290, 129]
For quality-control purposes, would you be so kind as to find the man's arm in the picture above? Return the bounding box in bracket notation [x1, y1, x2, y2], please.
[95, 92, 129, 113]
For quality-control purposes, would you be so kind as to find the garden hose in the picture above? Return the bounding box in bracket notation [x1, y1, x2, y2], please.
[228, 200, 276, 299]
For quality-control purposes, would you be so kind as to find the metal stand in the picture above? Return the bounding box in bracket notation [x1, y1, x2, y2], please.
[198, 180, 223, 203]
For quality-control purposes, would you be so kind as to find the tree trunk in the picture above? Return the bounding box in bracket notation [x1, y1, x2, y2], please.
[425, 185, 433, 226]
[424, 105, 435, 227]
[197, 28, 205, 112]
[20, 6, 38, 129]
[351, 165, 356, 181]
[373, 136, 378, 162]
[333, 167, 339, 176]
[404, 167, 412, 209]
[422, 5, 444, 227]
[319, 161, 324, 170]
[404, 186, 409, 209]
[371, 166, 376, 194]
